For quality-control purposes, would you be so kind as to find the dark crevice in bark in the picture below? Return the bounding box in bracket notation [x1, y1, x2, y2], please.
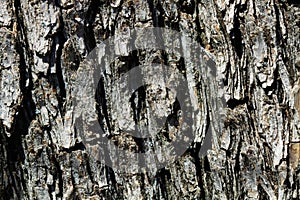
[176, 0, 195, 14]
[128, 85, 149, 151]
[96, 77, 112, 134]
[265, 65, 279, 97]
[274, 3, 283, 46]
[194, 4, 206, 47]
[203, 86, 211, 152]
[226, 157, 235, 199]
[257, 183, 270, 199]
[44, 129, 57, 199]
[13, 0, 35, 114]
[55, 35, 68, 117]
[47, 180, 55, 200]
[4, 1, 37, 198]
[8, 96, 34, 163]
[9, 42, 35, 168]
[286, 112, 293, 189]
[166, 11, 180, 31]
[105, 166, 118, 198]
[223, 62, 230, 87]
[47, 128, 63, 198]
[276, 75, 285, 104]
[61, 141, 86, 153]
[148, 0, 165, 27]
[274, 3, 295, 84]
[53, 155, 64, 198]
[291, 176, 298, 199]
[214, 3, 232, 84]
[14, 0, 34, 65]
[227, 96, 249, 109]
[155, 168, 171, 199]
[84, 154, 95, 183]
[117, 50, 140, 78]
[111, 8, 124, 38]
[164, 98, 181, 142]
[83, 22, 96, 52]
[83, 0, 101, 52]
[162, 49, 187, 79]
[70, 162, 78, 199]
[132, 137, 148, 153]
[230, 5, 244, 59]
[6, 138, 24, 199]
[287, 0, 300, 7]
[190, 142, 207, 199]
[234, 134, 242, 176]
[139, 173, 147, 197]
[129, 86, 146, 125]
[176, 57, 187, 78]
[44, 4, 67, 117]
[53, 0, 60, 7]
[252, 0, 258, 19]
[0, 122, 15, 199]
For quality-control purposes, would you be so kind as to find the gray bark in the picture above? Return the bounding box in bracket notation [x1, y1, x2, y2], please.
[0, 0, 300, 199]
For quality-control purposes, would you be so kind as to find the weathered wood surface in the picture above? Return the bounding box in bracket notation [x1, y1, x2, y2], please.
[0, 0, 300, 199]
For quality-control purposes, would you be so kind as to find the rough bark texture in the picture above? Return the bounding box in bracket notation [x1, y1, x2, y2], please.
[0, 0, 300, 199]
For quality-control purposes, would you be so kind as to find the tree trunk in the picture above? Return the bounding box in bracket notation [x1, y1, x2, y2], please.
[0, 0, 300, 199]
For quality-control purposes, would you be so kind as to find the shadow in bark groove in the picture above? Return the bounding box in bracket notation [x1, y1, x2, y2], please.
[148, 0, 165, 27]
[230, 4, 244, 59]
[84, 0, 103, 52]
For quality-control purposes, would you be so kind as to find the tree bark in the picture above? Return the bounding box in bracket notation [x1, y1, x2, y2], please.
[0, 0, 300, 199]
